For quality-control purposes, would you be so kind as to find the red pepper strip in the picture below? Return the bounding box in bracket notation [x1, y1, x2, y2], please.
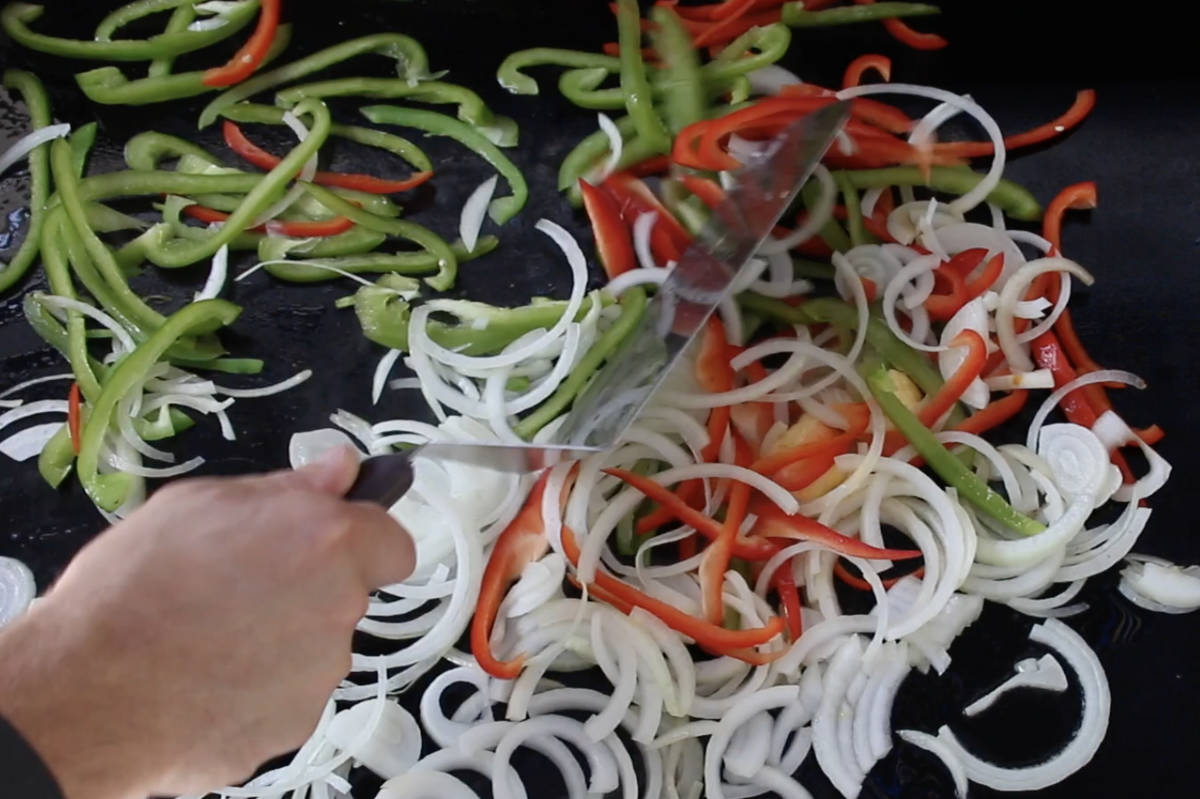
[751, 504, 923, 561]
[560, 524, 787, 654]
[774, 453, 838, 492]
[222, 121, 433, 194]
[623, 154, 672, 177]
[922, 264, 968, 322]
[843, 53, 892, 88]
[852, 0, 947, 50]
[67, 382, 81, 455]
[607, 469, 779, 561]
[953, 390, 1027, 437]
[696, 10, 786, 48]
[1044, 181, 1097, 255]
[569, 573, 636, 613]
[602, 42, 660, 61]
[690, 0, 757, 46]
[182, 204, 356, 237]
[777, 85, 914, 134]
[936, 91, 1096, 159]
[679, 174, 726, 209]
[202, 0, 281, 87]
[834, 561, 925, 591]
[669, 0, 786, 21]
[1135, 425, 1166, 446]
[699, 435, 754, 624]
[772, 568, 804, 639]
[601, 173, 692, 263]
[579, 179, 637, 279]
[470, 472, 554, 679]
[751, 404, 870, 475]
[733, 360, 775, 446]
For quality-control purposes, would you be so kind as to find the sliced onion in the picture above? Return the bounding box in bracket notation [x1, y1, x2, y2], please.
[632, 211, 661, 271]
[747, 65, 802, 95]
[606, 266, 669, 296]
[0, 372, 73, 399]
[897, 729, 968, 798]
[214, 369, 312, 398]
[0, 123, 71, 177]
[372, 350, 403, 405]
[597, 112, 623, 179]
[759, 165, 835, 254]
[939, 297, 990, 409]
[0, 555, 36, 628]
[963, 654, 1069, 717]
[995, 258, 1093, 372]
[195, 244, 229, 301]
[326, 699, 422, 779]
[1026, 370, 1146, 452]
[1119, 560, 1200, 614]
[37, 295, 136, 354]
[0, 400, 68, 436]
[704, 685, 801, 799]
[459, 175, 499, 253]
[937, 619, 1109, 791]
[0, 421, 62, 462]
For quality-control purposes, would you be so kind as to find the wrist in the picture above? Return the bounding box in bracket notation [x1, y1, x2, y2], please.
[0, 601, 157, 799]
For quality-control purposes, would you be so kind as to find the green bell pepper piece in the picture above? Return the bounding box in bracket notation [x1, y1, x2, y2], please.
[0, 70, 52, 294]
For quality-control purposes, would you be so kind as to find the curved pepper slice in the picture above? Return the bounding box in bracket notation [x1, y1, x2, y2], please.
[578, 179, 636, 279]
[202, 0, 281, 87]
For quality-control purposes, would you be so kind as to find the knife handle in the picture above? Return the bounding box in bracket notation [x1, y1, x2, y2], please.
[344, 453, 417, 508]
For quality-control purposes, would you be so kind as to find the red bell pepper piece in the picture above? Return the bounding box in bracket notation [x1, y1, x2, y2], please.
[690, 0, 758, 46]
[922, 263, 968, 322]
[953, 390, 1028, 437]
[774, 454, 837, 493]
[222, 121, 433, 194]
[773, 567, 804, 640]
[601, 173, 692, 263]
[751, 504, 924, 561]
[579, 179, 637, 279]
[202, 0, 282, 87]
[67, 382, 81, 455]
[182, 203, 355, 237]
[470, 472, 554, 679]
[678, 174, 727, 210]
[560, 524, 786, 658]
[698, 434, 754, 624]
[834, 561, 925, 591]
[936, 91, 1096, 159]
[852, 0, 947, 50]
[842, 53, 892, 88]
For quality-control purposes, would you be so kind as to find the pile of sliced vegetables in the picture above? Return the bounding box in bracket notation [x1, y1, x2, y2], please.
[1, 1, 1198, 798]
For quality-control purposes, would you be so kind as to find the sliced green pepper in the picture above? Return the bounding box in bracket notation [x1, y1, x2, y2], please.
[147, 1, 196, 77]
[864, 363, 1045, 536]
[299, 182, 457, 290]
[614, 0, 670, 153]
[265, 236, 498, 282]
[649, 6, 705, 133]
[124, 131, 223, 171]
[0, 70, 52, 294]
[781, 2, 939, 27]
[95, 0, 198, 41]
[361, 105, 528, 225]
[497, 48, 620, 95]
[703, 24, 792, 84]
[197, 32, 431, 128]
[513, 287, 647, 440]
[78, 299, 241, 511]
[2, 1, 258, 61]
[801, 177, 850, 252]
[68, 122, 98, 178]
[834, 170, 870, 248]
[256, 227, 388, 262]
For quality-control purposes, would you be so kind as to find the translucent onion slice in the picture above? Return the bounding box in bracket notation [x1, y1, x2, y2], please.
[459, 175, 499, 253]
[0, 123, 71, 177]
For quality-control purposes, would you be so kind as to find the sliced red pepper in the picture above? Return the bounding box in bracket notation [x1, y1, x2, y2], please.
[670, 0, 787, 22]
[918, 330, 986, 425]
[751, 504, 923, 561]
[579, 179, 637, 279]
[834, 561, 925, 591]
[923, 263, 968, 321]
[774, 453, 838, 493]
[952, 390, 1028, 437]
[607, 468, 779, 561]
[601, 173, 692, 263]
[678, 174, 726, 210]
[470, 472, 554, 679]
[772, 567, 804, 640]
[698, 434, 753, 624]
[936, 90, 1096, 159]
[730, 360, 775, 448]
[1043, 181, 1097, 255]
[67, 382, 81, 455]
[182, 203, 355, 237]
[690, 0, 758, 46]
[623, 154, 672, 177]
[222, 121, 433, 195]
[842, 53, 892, 88]
[202, 0, 282, 87]
[560, 524, 786, 657]
[1032, 333, 1098, 427]
[853, 0, 947, 50]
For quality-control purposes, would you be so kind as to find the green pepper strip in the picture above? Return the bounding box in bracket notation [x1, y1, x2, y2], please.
[50, 139, 168, 332]
[275, 78, 518, 147]
[513, 287, 647, 440]
[299, 182, 457, 291]
[143, 98, 332, 267]
[864, 363, 1045, 536]
[649, 7, 706, 133]
[197, 32, 431, 128]
[75, 24, 293, 105]
[2, 1, 258, 61]
[361, 105, 528, 225]
[792, 257, 835, 280]
[558, 113, 635, 190]
[148, 2, 196, 77]
[834, 170, 870, 248]
[0, 70, 52, 294]
[801, 178, 850, 253]
[78, 299, 241, 511]
[219, 101, 432, 172]
[840, 166, 1042, 221]
[704, 23, 792, 84]
[615, 0, 671, 153]
[266, 236, 498, 283]
[781, 2, 939, 27]
[68, 122, 98, 178]
[52, 210, 147, 337]
[95, 0, 198, 41]
[124, 131, 222, 170]
[35, 227, 103, 402]
[497, 48, 620, 95]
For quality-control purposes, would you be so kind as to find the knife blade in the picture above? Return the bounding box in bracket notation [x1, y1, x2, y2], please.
[345, 101, 850, 507]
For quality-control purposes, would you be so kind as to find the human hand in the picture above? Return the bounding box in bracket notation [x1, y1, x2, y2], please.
[0, 448, 415, 799]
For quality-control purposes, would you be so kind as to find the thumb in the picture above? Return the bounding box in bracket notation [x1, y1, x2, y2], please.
[265, 446, 361, 496]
